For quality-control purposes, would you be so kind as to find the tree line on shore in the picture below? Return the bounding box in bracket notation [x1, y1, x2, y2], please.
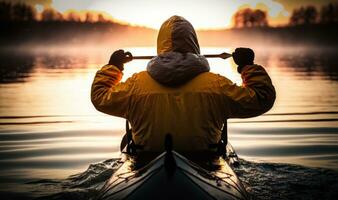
[231, 3, 338, 28]
[1, 1, 338, 28]
[0, 1, 111, 23]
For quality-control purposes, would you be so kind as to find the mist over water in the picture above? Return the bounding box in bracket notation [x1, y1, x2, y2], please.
[0, 46, 337, 199]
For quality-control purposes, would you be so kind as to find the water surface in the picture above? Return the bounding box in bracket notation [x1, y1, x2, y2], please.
[0, 47, 337, 199]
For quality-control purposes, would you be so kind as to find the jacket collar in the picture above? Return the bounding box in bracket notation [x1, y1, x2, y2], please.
[147, 52, 210, 87]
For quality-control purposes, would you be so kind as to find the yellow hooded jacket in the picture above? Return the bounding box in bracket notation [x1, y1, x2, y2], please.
[91, 16, 276, 152]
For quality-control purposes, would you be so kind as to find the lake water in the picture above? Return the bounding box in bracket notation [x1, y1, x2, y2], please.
[0, 47, 337, 199]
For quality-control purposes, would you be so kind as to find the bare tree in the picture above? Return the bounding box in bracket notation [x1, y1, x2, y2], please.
[289, 5, 318, 25]
[304, 6, 317, 24]
[98, 14, 106, 23]
[41, 8, 63, 21]
[253, 9, 268, 26]
[233, 8, 268, 28]
[320, 3, 338, 24]
[1, 2, 37, 21]
[85, 12, 94, 23]
[0, 2, 12, 21]
[67, 11, 81, 22]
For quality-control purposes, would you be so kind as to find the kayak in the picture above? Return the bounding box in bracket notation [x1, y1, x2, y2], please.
[95, 143, 250, 200]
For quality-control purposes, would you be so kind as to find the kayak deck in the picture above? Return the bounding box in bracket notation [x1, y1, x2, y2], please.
[96, 146, 249, 200]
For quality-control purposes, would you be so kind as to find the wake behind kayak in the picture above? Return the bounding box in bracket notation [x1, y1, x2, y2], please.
[95, 146, 250, 200]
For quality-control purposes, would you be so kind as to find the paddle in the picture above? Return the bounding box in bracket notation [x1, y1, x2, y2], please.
[127, 52, 232, 60]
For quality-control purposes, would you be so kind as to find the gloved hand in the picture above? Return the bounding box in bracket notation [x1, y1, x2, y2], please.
[108, 49, 133, 71]
[232, 48, 254, 73]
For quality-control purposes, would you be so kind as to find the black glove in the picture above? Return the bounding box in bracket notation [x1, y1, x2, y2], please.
[108, 49, 133, 71]
[232, 48, 254, 73]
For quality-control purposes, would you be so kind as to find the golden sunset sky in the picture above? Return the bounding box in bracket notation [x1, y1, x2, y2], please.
[6, 0, 338, 29]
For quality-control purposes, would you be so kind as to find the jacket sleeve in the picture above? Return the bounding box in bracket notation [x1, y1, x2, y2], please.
[221, 64, 276, 118]
[91, 64, 135, 118]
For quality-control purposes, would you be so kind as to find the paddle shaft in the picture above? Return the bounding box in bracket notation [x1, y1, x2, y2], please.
[131, 52, 232, 60]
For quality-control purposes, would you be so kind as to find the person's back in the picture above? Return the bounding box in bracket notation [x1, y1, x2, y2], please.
[91, 16, 276, 152]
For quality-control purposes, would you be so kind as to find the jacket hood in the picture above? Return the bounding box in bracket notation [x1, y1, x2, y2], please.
[147, 16, 209, 87]
[157, 15, 200, 54]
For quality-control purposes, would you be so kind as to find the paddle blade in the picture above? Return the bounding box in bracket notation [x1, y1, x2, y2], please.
[219, 52, 232, 59]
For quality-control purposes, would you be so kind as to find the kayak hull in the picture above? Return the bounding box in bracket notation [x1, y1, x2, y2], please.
[96, 147, 249, 200]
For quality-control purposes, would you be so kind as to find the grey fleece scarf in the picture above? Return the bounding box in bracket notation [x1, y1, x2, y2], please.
[147, 52, 210, 87]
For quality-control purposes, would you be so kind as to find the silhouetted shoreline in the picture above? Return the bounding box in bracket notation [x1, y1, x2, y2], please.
[1, 21, 338, 50]
[0, 21, 157, 48]
[198, 24, 338, 49]
[1, 0, 337, 51]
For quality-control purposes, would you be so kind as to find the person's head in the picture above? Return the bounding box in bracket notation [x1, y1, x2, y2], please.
[157, 15, 200, 55]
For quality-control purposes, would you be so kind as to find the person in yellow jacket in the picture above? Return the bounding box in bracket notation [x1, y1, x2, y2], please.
[91, 16, 276, 152]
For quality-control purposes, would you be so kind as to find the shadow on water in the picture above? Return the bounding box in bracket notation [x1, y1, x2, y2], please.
[0, 51, 35, 83]
[286, 51, 338, 81]
[257, 49, 338, 81]
[0, 51, 91, 83]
